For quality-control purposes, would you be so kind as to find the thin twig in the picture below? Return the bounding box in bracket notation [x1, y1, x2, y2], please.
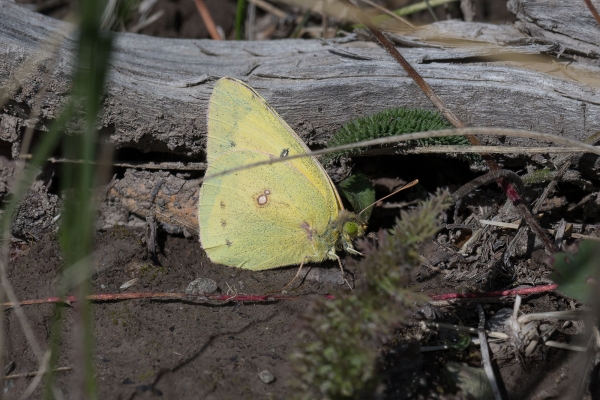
[1, 292, 336, 307]
[479, 219, 600, 241]
[247, 1, 256, 40]
[545, 341, 587, 352]
[583, 0, 600, 26]
[129, 10, 165, 33]
[4, 366, 72, 380]
[420, 345, 449, 351]
[420, 338, 506, 352]
[43, 157, 207, 171]
[17, 144, 596, 172]
[2, 284, 558, 308]
[17, 350, 51, 400]
[361, 0, 459, 27]
[480, 220, 530, 229]
[477, 304, 504, 400]
[201, 128, 600, 184]
[248, 0, 286, 19]
[424, 0, 439, 21]
[321, 6, 329, 38]
[517, 310, 587, 324]
[365, 145, 600, 155]
[356, 0, 416, 29]
[451, 170, 525, 202]
[194, 0, 222, 40]
[533, 158, 572, 215]
[429, 284, 558, 301]
[424, 321, 509, 340]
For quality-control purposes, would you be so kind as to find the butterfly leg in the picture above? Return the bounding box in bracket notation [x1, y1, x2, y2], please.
[332, 253, 353, 290]
[343, 241, 363, 257]
[281, 257, 308, 291]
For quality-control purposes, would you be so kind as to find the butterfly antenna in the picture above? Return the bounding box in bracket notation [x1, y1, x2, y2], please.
[358, 179, 419, 217]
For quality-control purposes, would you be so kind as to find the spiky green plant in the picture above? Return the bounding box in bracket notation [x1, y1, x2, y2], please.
[325, 108, 475, 162]
[291, 191, 453, 399]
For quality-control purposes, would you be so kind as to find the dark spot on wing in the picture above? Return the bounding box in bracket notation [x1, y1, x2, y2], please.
[301, 221, 314, 241]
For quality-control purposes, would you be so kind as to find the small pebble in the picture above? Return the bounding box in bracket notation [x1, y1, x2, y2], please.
[258, 370, 275, 384]
[185, 278, 217, 295]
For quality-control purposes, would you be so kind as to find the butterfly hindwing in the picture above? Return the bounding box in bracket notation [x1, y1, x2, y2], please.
[199, 150, 334, 270]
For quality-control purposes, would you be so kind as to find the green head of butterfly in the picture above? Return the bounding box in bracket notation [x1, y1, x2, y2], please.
[343, 221, 364, 240]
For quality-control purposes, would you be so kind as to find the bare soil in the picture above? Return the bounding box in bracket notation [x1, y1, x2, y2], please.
[7, 229, 318, 399]
[5, 152, 600, 399]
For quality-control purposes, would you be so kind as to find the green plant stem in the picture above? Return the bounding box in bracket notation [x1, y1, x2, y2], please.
[235, 0, 247, 40]
[291, 11, 311, 38]
[424, 0, 439, 21]
[47, 0, 116, 397]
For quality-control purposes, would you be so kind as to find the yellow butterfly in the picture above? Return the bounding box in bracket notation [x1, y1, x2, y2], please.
[198, 77, 365, 273]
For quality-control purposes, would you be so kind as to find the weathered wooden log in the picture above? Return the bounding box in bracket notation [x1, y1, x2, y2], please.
[3, 1, 600, 235]
[2, 0, 600, 160]
[509, 0, 600, 59]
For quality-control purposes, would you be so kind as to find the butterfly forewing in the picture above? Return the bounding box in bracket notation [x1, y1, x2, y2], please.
[207, 77, 342, 210]
[199, 77, 344, 270]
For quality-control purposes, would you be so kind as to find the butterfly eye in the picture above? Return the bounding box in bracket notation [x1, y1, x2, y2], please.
[344, 221, 359, 236]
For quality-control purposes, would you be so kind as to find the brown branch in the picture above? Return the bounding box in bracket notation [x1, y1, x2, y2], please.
[584, 0, 600, 26]
[451, 169, 525, 202]
[429, 284, 558, 301]
[194, 0, 222, 40]
[1, 292, 336, 307]
[2, 285, 558, 308]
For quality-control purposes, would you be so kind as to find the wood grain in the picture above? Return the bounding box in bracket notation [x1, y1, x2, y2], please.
[509, 0, 600, 58]
[2, 1, 600, 160]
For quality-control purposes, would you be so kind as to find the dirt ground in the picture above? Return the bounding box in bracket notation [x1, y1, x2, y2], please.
[4, 222, 591, 400]
[5, 151, 600, 399]
[6, 228, 322, 399]
[4, 0, 600, 399]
